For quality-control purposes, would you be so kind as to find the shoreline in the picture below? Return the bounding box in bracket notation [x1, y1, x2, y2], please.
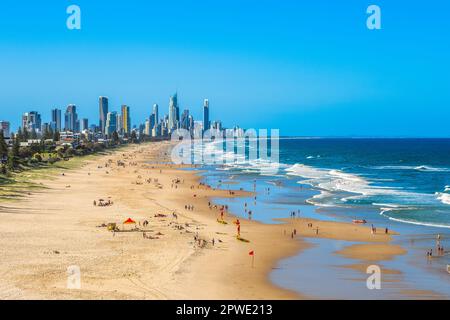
[0, 141, 434, 299]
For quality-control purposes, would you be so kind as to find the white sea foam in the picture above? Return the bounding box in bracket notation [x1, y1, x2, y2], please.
[380, 209, 450, 229]
[436, 192, 450, 205]
[286, 164, 413, 197]
[373, 203, 402, 208]
[371, 165, 450, 172]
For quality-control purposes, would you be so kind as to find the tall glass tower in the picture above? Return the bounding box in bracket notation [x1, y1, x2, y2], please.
[153, 103, 159, 126]
[203, 99, 210, 132]
[51, 108, 62, 131]
[168, 93, 179, 131]
[99, 96, 109, 134]
[121, 105, 131, 134]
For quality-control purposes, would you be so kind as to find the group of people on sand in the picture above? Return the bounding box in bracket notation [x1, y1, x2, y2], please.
[305, 223, 319, 235]
[290, 210, 301, 218]
[193, 233, 216, 248]
[93, 199, 113, 207]
[369, 225, 390, 235]
[185, 204, 195, 211]
[428, 234, 446, 258]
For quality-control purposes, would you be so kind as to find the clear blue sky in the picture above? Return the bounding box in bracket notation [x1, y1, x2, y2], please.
[0, 0, 449, 137]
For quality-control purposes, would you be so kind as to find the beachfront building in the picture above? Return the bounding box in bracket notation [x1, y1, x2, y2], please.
[99, 96, 109, 134]
[105, 111, 117, 136]
[168, 93, 179, 132]
[193, 121, 203, 139]
[51, 108, 62, 131]
[0, 121, 11, 138]
[80, 118, 89, 132]
[181, 109, 190, 130]
[121, 105, 131, 135]
[153, 103, 159, 125]
[22, 111, 42, 132]
[144, 119, 151, 136]
[116, 113, 123, 134]
[203, 98, 210, 132]
[64, 105, 78, 132]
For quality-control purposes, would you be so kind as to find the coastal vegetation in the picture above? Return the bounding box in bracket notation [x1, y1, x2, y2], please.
[0, 129, 138, 201]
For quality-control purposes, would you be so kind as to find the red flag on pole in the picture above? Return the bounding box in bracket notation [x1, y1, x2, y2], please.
[249, 250, 254, 256]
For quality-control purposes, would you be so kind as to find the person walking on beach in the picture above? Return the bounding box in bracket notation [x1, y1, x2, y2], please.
[315, 227, 319, 235]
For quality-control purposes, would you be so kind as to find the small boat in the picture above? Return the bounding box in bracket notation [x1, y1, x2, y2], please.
[353, 219, 367, 224]
[447, 265, 450, 274]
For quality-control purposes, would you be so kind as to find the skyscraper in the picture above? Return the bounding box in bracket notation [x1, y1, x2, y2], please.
[0, 121, 10, 138]
[203, 99, 210, 132]
[105, 111, 117, 136]
[64, 105, 78, 132]
[99, 96, 109, 134]
[80, 118, 89, 132]
[116, 113, 123, 134]
[121, 105, 131, 134]
[181, 109, 190, 130]
[51, 108, 62, 131]
[188, 115, 194, 134]
[152, 103, 159, 126]
[22, 111, 42, 132]
[168, 93, 179, 131]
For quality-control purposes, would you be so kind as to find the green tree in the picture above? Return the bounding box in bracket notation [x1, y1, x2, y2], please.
[130, 131, 138, 144]
[112, 131, 119, 145]
[0, 130, 8, 174]
[53, 130, 60, 142]
[23, 126, 29, 141]
[0, 130, 8, 160]
[7, 136, 20, 171]
[16, 127, 24, 142]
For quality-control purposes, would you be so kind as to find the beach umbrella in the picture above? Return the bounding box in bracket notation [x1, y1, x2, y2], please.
[123, 218, 136, 224]
[122, 218, 137, 230]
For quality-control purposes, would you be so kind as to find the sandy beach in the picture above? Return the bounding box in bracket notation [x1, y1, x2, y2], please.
[0, 141, 422, 299]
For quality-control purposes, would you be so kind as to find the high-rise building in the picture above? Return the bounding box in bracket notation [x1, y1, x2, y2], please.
[181, 109, 190, 130]
[80, 118, 89, 132]
[22, 111, 42, 132]
[51, 108, 62, 131]
[99, 96, 109, 134]
[168, 93, 179, 131]
[203, 99, 210, 132]
[152, 104, 159, 125]
[105, 111, 117, 136]
[41, 122, 50, 135]
[64, 104, 78, 132]
[144, 119, 151, 136]
[116, 113, 123, 133]
[149, 113, 156, 131]
[188, 115, 194, 134]
[0, 121, 10, 138]
[121, 105, 131, 134]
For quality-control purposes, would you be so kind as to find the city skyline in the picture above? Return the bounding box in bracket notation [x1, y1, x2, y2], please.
[2, 92, 225, 141]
